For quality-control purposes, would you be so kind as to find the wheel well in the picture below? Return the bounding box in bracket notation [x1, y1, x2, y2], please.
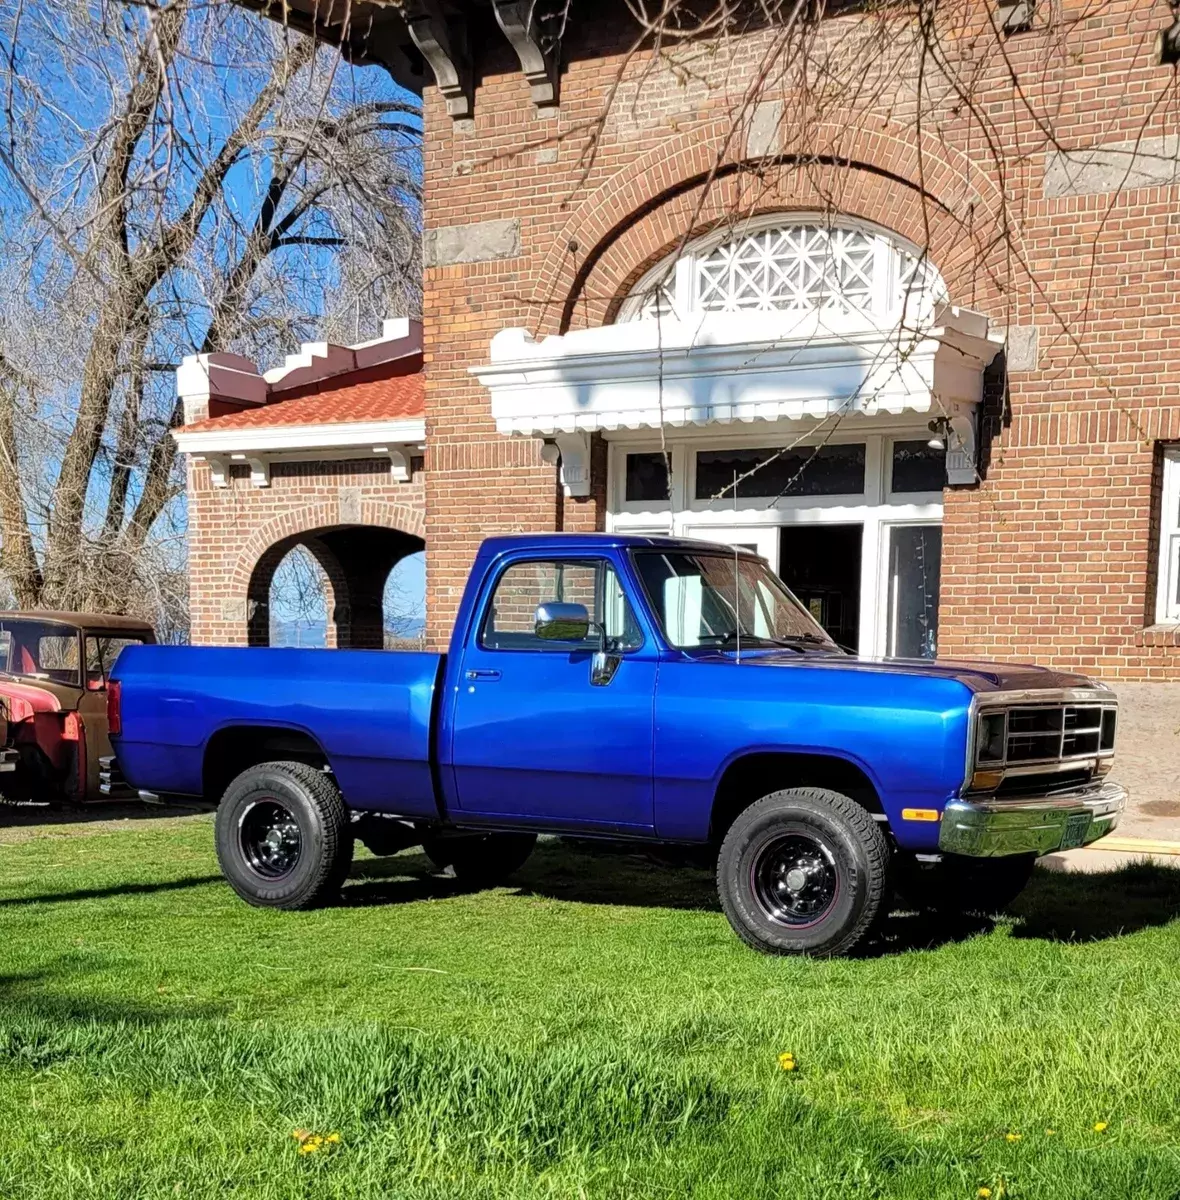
[710, 752, 883, 843]
[203, 726, 330, 803]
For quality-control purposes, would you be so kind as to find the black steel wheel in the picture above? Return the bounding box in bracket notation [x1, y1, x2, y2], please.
[750, 832, 840, 928]
[717, 787, 890, 956]
[239, 799, 303, 879]
[215, 761, 352, 909]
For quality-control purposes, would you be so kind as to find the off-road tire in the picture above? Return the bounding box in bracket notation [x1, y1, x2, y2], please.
[215, 761, 352, 909]
[717, 787, 891, 957]
[422, 831, 537, 885]
[897, 852, 1037, 916]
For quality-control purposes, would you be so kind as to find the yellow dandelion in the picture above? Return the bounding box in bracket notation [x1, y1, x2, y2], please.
[325, 1133, 341, 1144]
[1045, 1129, 1056, 1136]
[1093, 1121, 1109, 1133]
[777, 1052, 797, 1071]
[1005, 1132, 1022, 1143]
[978, 1189, 992, 1198]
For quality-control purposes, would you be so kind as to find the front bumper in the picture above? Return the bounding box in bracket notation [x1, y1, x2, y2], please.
[938, 779, 1126, 858]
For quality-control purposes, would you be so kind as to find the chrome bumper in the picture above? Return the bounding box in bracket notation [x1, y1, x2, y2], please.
[938, 780, 1126, 858]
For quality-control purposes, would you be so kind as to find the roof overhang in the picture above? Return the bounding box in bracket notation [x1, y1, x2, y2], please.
[472, 306, 1004, 437]
[173, 417, 426, 488]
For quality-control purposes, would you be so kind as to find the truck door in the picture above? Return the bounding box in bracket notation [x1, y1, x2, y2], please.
[449, 555, 657, 830]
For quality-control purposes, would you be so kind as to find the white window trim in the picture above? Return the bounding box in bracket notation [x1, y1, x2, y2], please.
[617, 212, 946, 328]
[607, 428, 944, 657]
[1156, 448, 1180, 625]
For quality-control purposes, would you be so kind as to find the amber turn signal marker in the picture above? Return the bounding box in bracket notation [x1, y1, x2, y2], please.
[901, 808, 940, 822]
[969, 769, 1005, 792]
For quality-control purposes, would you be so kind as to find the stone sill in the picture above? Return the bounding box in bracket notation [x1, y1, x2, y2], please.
[1135, 624, 1180, 647]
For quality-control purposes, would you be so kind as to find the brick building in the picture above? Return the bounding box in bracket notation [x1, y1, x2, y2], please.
[177, 320, 425, 647]
[195, 0, 1180, 701]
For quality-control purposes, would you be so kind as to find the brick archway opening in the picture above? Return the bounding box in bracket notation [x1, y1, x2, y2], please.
[247, 524, 425, 649]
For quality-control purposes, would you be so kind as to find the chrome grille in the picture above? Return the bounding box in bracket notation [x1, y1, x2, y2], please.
[979, 702, 1116, 769]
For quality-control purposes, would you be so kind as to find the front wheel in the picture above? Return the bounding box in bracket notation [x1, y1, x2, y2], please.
[422, 832, 537, 885]
[215, 761, 353, 909]
[717, 787, 891, 957]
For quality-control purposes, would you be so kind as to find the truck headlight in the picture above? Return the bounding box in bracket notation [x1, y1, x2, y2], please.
[976, 712, 1006, 764]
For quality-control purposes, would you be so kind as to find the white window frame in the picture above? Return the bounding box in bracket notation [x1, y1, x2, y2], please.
[1156, 448, 1180, 625]
[607, 425, 944, 656]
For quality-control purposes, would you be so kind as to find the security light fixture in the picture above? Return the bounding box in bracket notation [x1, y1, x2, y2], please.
[926, 417, 952, 450]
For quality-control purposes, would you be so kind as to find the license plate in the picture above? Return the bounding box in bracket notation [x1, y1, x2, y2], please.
[1059, 812, 1092, 850]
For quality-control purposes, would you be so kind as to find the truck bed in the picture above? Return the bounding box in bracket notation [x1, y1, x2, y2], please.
[113, 646, 443, 815]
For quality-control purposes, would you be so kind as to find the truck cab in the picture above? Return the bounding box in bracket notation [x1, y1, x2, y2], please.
[0, 612, 155, 803]
[110, 534, 1124, 956]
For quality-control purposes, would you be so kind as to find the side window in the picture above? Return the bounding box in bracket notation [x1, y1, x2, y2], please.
[85, 635, 144, 690]
[481, 559, 643, 652]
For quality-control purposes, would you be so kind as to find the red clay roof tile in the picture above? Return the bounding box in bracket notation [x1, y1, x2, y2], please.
[180, 369, 423, 433]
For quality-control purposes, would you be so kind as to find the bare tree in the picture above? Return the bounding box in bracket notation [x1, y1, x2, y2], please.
[0, 0, 421, 627]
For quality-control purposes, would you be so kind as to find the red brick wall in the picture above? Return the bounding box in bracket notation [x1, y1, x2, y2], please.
[188, 458, 425, 646]
[421, 0, 1180, 678]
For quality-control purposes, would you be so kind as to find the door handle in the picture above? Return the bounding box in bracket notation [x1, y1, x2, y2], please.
[465, 668, 502, 681]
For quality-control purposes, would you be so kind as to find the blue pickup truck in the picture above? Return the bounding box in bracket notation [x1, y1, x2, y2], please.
[110, 533, 1124, 956]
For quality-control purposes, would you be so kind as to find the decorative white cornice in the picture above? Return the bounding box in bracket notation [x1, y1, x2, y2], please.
[472, 306, 1003, 437]
[177, 418, 426, 488]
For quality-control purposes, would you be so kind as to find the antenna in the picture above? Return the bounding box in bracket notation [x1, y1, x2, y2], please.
[733, 467, 741, 665]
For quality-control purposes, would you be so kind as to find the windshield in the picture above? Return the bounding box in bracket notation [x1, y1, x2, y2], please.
[633, 551, 840, 651]
[0, 619, 82, 686]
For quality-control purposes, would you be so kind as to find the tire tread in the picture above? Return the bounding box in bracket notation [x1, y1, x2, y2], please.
[717, 787, 890, 957]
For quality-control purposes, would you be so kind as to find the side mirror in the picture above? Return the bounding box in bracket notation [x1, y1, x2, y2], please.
[534, 602, 590, 642]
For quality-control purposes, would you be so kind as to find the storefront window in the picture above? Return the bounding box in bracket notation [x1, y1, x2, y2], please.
[886, 525, 942, 659]
[890, 440, 946, 493]
[624, 452, 670, 503]
[695, 444, 866, 501]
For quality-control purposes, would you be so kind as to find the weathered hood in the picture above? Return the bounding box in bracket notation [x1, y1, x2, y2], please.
[699, 650, 1105, 695]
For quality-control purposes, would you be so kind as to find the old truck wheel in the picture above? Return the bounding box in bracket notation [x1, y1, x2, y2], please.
[897, 853, 1037, 916]
[717, 787, 890, 957]
[215, 761, 352, 909]
[422, 832, 537, 885]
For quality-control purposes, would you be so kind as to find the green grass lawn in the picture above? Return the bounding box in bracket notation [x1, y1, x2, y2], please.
[3, 812, 1180, 1199]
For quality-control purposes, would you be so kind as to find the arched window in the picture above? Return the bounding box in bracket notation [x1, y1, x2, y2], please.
[617, 216, 946, 327]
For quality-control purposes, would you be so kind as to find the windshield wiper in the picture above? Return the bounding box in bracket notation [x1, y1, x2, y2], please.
[711, 632, 807, 652]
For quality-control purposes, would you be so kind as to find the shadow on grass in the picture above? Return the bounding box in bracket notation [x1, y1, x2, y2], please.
[0, 874, 223, 908]
[347, 839, 1180, 953]
[0, 799, 208, 832]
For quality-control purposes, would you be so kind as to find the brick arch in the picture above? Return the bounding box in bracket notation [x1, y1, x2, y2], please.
[230, 499, 425, 596]
[231, 499, 426, 649]
[530, 115, 1013, 335]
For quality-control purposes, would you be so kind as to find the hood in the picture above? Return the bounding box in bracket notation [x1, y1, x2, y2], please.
[695, 650, 1104, 695]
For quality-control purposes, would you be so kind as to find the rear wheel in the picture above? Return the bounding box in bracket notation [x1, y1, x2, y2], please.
[897, 853, 1037, 916]
[215, 761, 352, 909]
[717, 787, 890, 957]
[422, 832, 537, 885]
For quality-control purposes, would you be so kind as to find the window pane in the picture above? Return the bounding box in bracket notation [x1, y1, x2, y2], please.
[625, 452, 670, 503]
[891, 440, 946, 493]
[695, 444, 866, 500]
[482, 560, 642, 652]
[85, 635, 144, 688]
[886, 526, 942, 659]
